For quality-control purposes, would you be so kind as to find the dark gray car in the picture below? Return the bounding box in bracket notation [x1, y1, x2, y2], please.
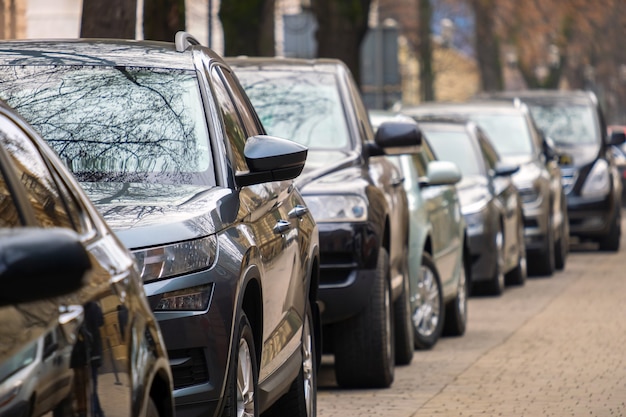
[416, 118, 526, 295]
[0, 100, 174, 417]
[0, 34, 320, 417]
[402, 101, 569, 277]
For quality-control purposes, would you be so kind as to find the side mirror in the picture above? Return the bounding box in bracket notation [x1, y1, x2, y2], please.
[609, 131, 626, 146]
[493, 162, 519, 177]
[0, 228, 91, 307]
[425, 160, 462, 186]
[369, 121, 422, 156]
[236, 135, 308, 187]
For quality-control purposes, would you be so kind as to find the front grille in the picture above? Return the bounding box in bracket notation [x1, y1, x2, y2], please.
[169, 348, 208, 389]
[523, 217, 539, 228]
[319, 267, 353, 286]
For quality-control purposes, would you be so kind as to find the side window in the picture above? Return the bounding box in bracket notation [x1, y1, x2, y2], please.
[210, 67, 249, 174]
[219, 68, 264, 136]
[0, 162, 21, 227]
[0, 117, 75, 229]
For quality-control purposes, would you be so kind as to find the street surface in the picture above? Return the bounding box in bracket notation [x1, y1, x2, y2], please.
[318, 218, 626, 416]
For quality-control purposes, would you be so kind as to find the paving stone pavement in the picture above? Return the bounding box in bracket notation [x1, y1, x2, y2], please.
[317, 229, 626, 416]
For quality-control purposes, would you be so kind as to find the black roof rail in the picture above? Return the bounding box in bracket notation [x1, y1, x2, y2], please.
[175, 31, 201, 52]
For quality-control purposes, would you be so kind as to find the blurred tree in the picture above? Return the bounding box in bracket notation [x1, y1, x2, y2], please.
[220, 0, 275, 56]
[418, 0, 435, 101]
[469, 0, 503, 91]
[143, 0, 185, 41]
[312, 0, 372, 87]
[81, 0, 136, 38]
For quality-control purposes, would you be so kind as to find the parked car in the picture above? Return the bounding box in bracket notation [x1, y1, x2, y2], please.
[0, 33, 320, 417]
[229, 57, 421, 388]
[412, 116, 526, 295]
[489, 91, 624, 251]
[369, 110, 469, 348]
[0, 100, 174, 417]
[402, 101, 569, 276]
[608, 125, 626, 202]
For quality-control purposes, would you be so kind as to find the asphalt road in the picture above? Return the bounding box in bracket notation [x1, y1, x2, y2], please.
[317, 222, 626, 416]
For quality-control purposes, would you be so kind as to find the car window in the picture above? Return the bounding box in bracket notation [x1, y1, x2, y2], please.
[0, 65, 214, 186]
[211, 67, 250, 175]
[468, 113, 534, 157]
[0, 115, 74, 229]
[234, 68, 351, 150]
[218, 67, 264, 137]
[423, 129, 483, 177]
[527, 103, 599, 145]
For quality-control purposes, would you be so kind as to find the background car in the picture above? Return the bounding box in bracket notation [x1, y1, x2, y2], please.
[402, 101, 569, 277]
[609, 125, 626, 203]
[369, 110, 469, 349]
[0, 100, 174, 417]
[0, 33, 320, 417]
[490, 90, 624, 251]
[230, 57, 421, 388]
[413, 117, 526, 295]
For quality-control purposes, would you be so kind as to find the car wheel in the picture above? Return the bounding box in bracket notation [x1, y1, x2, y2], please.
[529, 216, 555, 276]
[598, 210, 621, 252]
[333, 248, 394, 388]
[485, 226, 505, 295]
[222, 313, 258, 417]
[506, 216, 527, 286]
[413, 252, 444, 349]
[393, 255, 414, 366]
[145, 397, 160, 417]
[554, 215, 569, 270]
[264, 302, 317, 417]
[443, 258, 468, 337]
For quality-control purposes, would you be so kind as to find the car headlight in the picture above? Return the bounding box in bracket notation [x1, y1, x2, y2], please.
[303, 195, 368, 222]
[581, 159, 610, 198]
[133, 235, 217, 282]
[155, 284, 213, 311]
[0, 383, 21, 408]
[462, 202, 487, 231]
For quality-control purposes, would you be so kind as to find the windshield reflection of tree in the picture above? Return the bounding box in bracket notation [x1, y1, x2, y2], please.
[0, 66, 212, 185]
[529, 105, 596, 145]
[239, 72, 350, 149]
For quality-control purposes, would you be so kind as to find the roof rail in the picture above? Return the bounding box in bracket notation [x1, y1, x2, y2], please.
[175, 31, 201, 52]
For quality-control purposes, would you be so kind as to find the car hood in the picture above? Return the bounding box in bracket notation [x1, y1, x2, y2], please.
[81, 182, 235, 249]
[456, 175, 489, 210]
[553, 143, 600, 167]
[500, 156, 543, 187]
[295, 149, 369, 194]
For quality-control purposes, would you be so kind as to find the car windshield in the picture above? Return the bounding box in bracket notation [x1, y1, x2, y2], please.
[424, 129, 482, 177]
[0, 66, 214, 185]
[467, 113, 534, 157]
[527, 103, 599, 145]
[234, 69, 351, 150]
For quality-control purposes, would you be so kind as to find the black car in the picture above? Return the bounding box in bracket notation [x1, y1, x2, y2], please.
[490, 90, 625, 251]
[229, 57, 421, 388]
[402, 101, 569, 276]
[0, 100, 174, 417]
[0, 34, 320, 417]
[416, 117, 526, 295]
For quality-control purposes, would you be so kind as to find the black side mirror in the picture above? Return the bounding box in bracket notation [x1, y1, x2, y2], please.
[609, 131, 626, 146]
[0, 228, 91, 307]
[493, 162, 519, 177]
[370, 121, 422, 156]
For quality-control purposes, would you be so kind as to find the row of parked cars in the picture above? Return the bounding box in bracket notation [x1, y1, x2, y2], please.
[0, 32, 624, 417]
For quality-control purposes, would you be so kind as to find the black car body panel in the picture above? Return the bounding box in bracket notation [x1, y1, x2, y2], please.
[0, 102, 174, 417]
[0, 38, 320, 417]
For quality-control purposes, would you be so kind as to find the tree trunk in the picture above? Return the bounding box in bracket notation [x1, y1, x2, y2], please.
[312, 0, 372, 87]
[471, 0, 503, 92]
[219, 0, 275, 56]
[143, 0, 185, 42]
[418, 0, 434, 101]
[81, 0, 137, 38]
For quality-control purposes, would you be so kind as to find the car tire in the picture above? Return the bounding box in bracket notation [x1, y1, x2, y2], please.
[333, 248, 394, 388]
[529, 216, 555, 276]
[598, 210, 621, 252]
[485, 226, 505, 295]
[443, 258, 468, 337]
[53, 395, 73, 417]
[393, 255, 414, 366]
[264, 302, 317, 417]
[554, 214, 569, 270]
[222, 313, 258, 417]
[145, 397, 160, 417]
[413, 252, 445, 349]
[506, 216, 527, 286]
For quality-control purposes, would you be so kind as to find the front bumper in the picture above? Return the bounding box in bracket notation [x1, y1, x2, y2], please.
[520, 200, 551, 252]
[317, 222, 381, 325]
[567, 193, 618, 238]
[466, 229, 497, 283]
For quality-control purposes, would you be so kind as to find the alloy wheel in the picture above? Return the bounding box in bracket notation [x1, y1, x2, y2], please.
[413, 264, 441, 337]
[237, 337, 255, 417]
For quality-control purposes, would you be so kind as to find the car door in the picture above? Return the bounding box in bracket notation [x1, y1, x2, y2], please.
[208, 65, 305, 380]
[0, 114, 137, 417]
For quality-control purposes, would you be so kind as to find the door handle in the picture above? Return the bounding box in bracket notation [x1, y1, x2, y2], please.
[288, 205, 309, 218]
[273, 220, 291, 235]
